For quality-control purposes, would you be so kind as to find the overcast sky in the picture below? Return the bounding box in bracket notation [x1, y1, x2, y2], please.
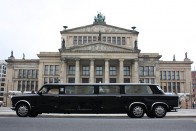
[0, 0, 195, 70]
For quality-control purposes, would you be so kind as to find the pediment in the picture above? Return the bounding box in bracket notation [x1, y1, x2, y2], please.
[68, 43, 133, 53]
[63, 24, 136, 34]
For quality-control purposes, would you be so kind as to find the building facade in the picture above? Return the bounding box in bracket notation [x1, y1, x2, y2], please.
[0, 60, 7, 105]
[192, 71, 196, 101]
[5, 13, 193, 107]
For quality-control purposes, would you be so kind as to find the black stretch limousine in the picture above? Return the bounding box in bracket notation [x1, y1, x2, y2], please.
[11, 83, 179, 118]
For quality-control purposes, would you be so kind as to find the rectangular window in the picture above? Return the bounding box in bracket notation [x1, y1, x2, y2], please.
[117, 37, 121, 45]
[122, 37, 125, 45]
[32, 70, 36, 78]
[65, 85, 94, 95]
[99, 85, 120, 94]
[149, 66, 154, 76]
[167, 71, 171, 80]
[82, 66, 90, 76]
[50, 65, 54, 75]
[96, 66, 103, 76]
[31, 81, 34, 90]
[124, 78, 130, 83]
[109, 66, 116, 76]
[18, 81, 21, 91]
[177, 82, 180, 93]
[150, 78, 155, 84]
[35, 81, 38, 91]
[172, 71, 175, 80]
[110, 78, 116, 83]
[82, 78, 89, 83]
[160, 71, 162, 80]
[88, 36, 92, 43]
[107, 37, 111, 43]
[83, 36, 87, 44]
[163, 71, 166, 80]
[54, 65, 59, 75]
[27, 81, 30, 91]
[78, 36, 82, 44]
[23, 70, 27, 78]
[176, 71, 180, 80]
[125, 85, 153, 94]
[103, 36, 106, 42]
[93, 36, 97, 42]
[68, 65, 75, 75]
[44, 65, 49, 75]
[96, 78, 103, 83]
[27, 70, 31, 78]
[22, 81, 25, 92]
[49, 77, 53, 83]
[68, 78, 75, 83]
[124, 66, 130, 76]
[139, 67, 144, 76]
[54, 77, 59, 83]
[112, 37, 116, 44]
[168, 82, 171, 92]
[172, 82, 176, 93]
[19, 69, 22, 78]
[144, 66, 149, 76]
[44, 77, 48, 84]
[73, 36, 77, 45]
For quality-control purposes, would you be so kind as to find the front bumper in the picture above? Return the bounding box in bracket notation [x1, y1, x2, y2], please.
[10, 107, 16, 111]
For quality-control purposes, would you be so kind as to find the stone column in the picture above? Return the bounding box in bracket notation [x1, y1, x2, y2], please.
[119, 59, 124, 83]
[75, 59, 80, 83]
[132, 59, 139, 83]
[90, 59, 95, 83]
[60, 59, 67, 83]
[105, 59, 109, 83]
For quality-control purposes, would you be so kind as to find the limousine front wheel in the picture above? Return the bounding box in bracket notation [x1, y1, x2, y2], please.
[128, 105, 145, 118]
[16, 103, 30, 117]
[153, 105, 166, 118]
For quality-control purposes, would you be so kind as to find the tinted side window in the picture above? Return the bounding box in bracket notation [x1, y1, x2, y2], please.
[125, 85, 153, 94]
[64, 86, 94, 95]
[99, 85, 120, 94]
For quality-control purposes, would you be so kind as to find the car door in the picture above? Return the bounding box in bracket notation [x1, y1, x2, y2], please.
[59, 85, 98, 113]
[97, 85, 124, 113]
[37, 86, 60, 113]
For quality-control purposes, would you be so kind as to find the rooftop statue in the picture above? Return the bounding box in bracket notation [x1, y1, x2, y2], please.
[94, 12, 106, 24]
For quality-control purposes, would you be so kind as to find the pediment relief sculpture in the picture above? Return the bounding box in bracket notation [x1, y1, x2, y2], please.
[68, 43, 134, 52]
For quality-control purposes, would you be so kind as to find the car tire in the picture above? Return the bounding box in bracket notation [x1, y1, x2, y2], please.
[16, 103, 30, 117]
[153, 105, 167, 118]
[128, 105, 145, 118]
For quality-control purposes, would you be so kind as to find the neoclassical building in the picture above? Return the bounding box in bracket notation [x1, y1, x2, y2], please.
[5, 13, 193, 106]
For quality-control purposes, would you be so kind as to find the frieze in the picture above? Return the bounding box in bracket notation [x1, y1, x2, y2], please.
[71, 43, 132, 52]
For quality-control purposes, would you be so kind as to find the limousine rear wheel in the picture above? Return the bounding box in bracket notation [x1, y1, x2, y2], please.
[16, 103, 30, 117]
[153, 105, 166, 118]
[129, 105, 145, 118]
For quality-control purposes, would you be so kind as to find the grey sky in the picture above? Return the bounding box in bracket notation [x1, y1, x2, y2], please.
[0, 0, 195, 69]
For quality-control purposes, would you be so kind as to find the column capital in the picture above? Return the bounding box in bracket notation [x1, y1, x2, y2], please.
[119, 59, 124, 62]
[105, 58, 110, 61]
[89, 58, 95, 61]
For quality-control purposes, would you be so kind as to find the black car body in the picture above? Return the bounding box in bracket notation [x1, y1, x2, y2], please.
[11, 83, 179, 118]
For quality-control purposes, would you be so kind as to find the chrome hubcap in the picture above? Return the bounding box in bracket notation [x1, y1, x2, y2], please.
[155, 106, 165, 116]
[18, 105, 28, 116]
[133, 106, 143, 117]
